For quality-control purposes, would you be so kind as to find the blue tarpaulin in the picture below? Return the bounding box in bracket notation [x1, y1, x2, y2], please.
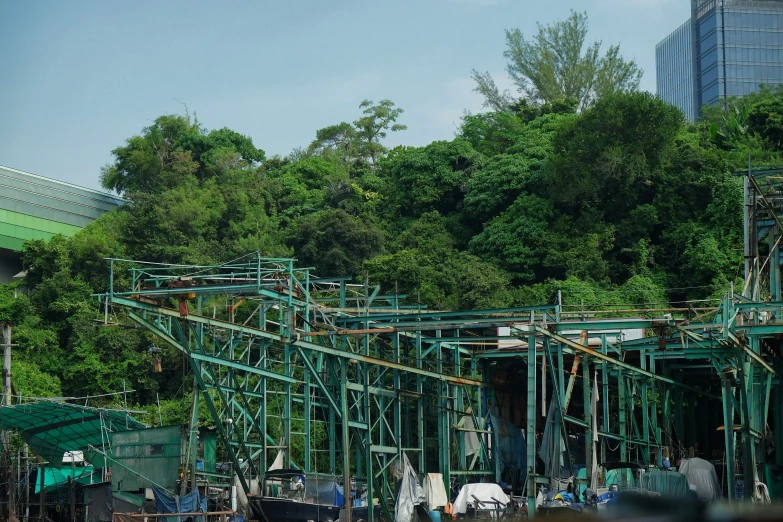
[153, 487, 207, 522]
[490, 413, 526, 484]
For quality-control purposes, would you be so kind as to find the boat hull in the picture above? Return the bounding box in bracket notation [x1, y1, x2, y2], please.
[340, 505, 382, 522]
[248, 497, 340, 522]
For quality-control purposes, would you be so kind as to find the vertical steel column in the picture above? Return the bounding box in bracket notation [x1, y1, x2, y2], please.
[455, 330, 465, 471]
[583, 357, 592, 485]
[284, 345, 292, 468]
[546, 340, 561, 479]
[393, 332, 403, 463]
[416, 331, 425, 472]
[304, 366, 311, 471]
[738, 361, 757, 500]
[341, 359, 352, 522]
[640, 350, 650, 465]
[744, 174, 751, 291]
[601, 336, 609, 467]
[649, 354, 661, 465]
[259, 306, 268, 473]
[721, 375, 736, 501]
[363, 328, 374, 522]
[526, 334, 537, 518]
[618, 370, 627, 462]
[771, 224, 780, 299]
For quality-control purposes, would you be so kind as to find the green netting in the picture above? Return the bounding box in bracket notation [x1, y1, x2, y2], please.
[640, 470, 690, 497]
[0, 402, 145, 468]
[36, 466, 99, 493]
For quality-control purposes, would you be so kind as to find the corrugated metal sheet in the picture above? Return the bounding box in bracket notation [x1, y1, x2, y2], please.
[0, 165, 122, 252]
[0, 165, 121, 209]
[111, 425, 183, 492]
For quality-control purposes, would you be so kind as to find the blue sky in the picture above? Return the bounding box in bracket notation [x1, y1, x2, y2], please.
[0, 0, 690, 190]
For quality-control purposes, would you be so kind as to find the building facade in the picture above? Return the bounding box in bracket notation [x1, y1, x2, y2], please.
[656, 20, 696, 121]
[0, 165, 121, 282]
[656, 0, 783, 121]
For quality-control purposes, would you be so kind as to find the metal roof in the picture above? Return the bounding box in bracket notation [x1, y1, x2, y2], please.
[0, 401, 145, 468]
[0, 165, 122, 251]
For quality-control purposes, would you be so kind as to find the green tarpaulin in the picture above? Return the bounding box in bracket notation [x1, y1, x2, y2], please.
[640, 470, 691, 497]
[36, 466, 99, 493]
[0, 401, 145, 467]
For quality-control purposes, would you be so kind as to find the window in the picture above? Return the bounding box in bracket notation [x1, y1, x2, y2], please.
[147, 444, 164, 456]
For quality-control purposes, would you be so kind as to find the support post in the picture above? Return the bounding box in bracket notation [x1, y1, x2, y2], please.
[618, 370, 627, 462]
[721, 375, 736, 501]
[341, 360, 352, 522]
[526, 334, 537, 517]
[583, 358, 592, 488]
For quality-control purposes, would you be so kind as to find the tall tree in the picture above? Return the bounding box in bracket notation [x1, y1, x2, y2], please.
[354, 100, 407, 165]
[472, 11, 642, 111]
[101, 114, 264, 194]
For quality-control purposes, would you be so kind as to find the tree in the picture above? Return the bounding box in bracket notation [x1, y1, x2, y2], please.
[354, 100, 407, 165]
[382, 139, 483, 218]
[468, 193, 552, 281]
[286, 209, 383, 277]
[472, 11, 642, 110]
[308, 100, 407, 166]
[547, 91, 683, 214]
[101, 114, 264, 194]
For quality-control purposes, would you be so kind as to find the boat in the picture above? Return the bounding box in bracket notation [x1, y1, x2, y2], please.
[248, 469, 343, 522]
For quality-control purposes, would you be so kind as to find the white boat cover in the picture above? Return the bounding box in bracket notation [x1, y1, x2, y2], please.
[424, 473, 449, 510]
[679, 458, 721, 501]
[453, 483, 510, 514]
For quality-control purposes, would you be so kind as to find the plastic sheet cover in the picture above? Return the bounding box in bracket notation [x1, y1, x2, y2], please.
[84, 483, 113, 522]
[679, 458, 721, 501]
[490, 413, 526, 483]
[305, 476, 345, 507]
[540, 401, 565, 477]
[452, 483, 510, 514]
[152, 486, 207, 522]
[461, 416, 480, 457]
[640, 471, 690, 497]
[394, 453, 425, 522]
[424, 473, 448, 510]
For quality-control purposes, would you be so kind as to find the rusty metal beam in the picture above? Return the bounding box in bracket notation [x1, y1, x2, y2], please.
[114, 296, 485, 388]
[532, 326, 720, 399]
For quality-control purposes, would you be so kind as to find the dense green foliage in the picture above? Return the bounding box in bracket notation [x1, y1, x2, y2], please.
[473, 11, 642, 111]
[4, 76, 783, 449]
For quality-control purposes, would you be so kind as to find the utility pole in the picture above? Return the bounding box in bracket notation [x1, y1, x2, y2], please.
[3, 324, 11, 405]
[2, 324, 12, 522]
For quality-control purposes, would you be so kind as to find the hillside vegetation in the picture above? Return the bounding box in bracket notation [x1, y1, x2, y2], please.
[4, 83, 783, 422]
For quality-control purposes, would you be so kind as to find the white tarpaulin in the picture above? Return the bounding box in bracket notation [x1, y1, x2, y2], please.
[590, 371, 599, 491]
[461, 416, 480, 456]
[424, 473, 448, 510]
[269, 449, 285, 471]
[233, 474, 249, 515]
[453, 483, 510, 514]
[394, 453, 425, 522]
[679, 458, 721, 501]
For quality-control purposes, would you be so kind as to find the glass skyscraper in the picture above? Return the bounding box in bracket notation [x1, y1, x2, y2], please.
[656, 21, 695, 121]
[656, 0, 783, 121]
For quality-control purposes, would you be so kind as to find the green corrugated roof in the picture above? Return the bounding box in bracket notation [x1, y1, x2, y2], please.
[0, 165, 122, 235]
[0, 402, 146, 468]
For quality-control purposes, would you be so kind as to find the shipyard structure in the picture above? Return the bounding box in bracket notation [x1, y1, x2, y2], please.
[2, 168, 783, 520]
